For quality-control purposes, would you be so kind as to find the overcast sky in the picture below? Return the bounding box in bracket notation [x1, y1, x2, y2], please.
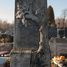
[0, 0, 67, 23]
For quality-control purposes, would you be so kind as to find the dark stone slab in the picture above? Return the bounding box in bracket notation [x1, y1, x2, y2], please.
[10, 52, 31, 67]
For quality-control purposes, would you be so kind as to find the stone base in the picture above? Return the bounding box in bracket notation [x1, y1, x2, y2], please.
[10, 50, 31, 67]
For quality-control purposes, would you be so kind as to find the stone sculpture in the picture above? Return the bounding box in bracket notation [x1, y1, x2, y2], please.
[10, 0, 51, 67]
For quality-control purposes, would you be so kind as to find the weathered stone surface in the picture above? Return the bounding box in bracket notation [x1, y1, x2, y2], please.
[11, 0, 51, 67]
[10, 52, 31, 67]
[14, 19, 39, 49]
[14, 0, 41, 49]
[14, 0, 47, 49]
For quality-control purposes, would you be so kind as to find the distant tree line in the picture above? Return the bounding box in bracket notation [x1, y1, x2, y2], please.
[0, 20, 13, 43]
[0, 20, 14, 33]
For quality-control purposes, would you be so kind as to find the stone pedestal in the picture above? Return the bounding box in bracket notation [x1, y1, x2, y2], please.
[10, 50, 31, 67]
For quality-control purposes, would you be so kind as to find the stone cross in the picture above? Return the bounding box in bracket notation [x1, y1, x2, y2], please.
[10, 0, 51, 67]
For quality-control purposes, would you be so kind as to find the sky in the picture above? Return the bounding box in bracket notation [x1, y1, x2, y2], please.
[48, 0, 67, 18]
[0, 0, 15, 23]
[0, 0, 67, 23]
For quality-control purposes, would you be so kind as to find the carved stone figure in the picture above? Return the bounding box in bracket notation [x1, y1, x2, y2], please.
[10, 0, 51, 67]
[14, 0, 41, 49]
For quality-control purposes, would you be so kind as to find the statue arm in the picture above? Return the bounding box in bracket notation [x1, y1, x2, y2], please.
[24, 11, 39, 22]
[37, 45, 43, 53]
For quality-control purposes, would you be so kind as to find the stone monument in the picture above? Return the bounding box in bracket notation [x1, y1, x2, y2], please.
[10, 0, 51, 67]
